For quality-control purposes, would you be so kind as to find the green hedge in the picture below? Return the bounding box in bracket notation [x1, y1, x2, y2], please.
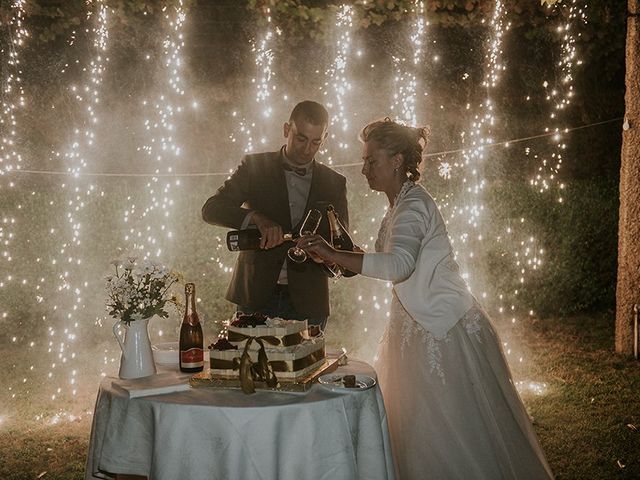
[0, 175, 619, 347]
[483, 178, 619, 317]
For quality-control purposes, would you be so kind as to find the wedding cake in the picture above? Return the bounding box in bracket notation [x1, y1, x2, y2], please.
[209, 313, 326, 382]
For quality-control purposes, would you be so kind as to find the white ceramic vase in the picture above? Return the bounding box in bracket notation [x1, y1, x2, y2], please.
[113, 317, 157, 379]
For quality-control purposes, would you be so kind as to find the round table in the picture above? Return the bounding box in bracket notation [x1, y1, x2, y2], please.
[85, 360, 396, 480]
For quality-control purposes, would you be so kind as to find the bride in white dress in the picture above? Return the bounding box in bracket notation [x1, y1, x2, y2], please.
[298, 118, 554, 479]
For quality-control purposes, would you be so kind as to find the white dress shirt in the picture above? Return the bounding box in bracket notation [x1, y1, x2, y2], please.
[241, 147, 314, 285]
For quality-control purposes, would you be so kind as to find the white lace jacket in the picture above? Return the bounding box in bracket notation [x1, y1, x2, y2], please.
[362, 182, 474, 339]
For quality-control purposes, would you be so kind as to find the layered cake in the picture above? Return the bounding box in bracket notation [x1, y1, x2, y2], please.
[209, 313, 326, 382]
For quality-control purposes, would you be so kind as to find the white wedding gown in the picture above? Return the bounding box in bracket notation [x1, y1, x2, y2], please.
[376, 299, 553, 479]
[367, 183, 554, 480]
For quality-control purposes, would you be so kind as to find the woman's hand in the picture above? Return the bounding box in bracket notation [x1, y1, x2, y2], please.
[298, 235, 365, 275]
[297, 234, 336, 263]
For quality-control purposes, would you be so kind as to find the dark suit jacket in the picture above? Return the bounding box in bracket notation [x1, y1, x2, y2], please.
[202, 149, 348, 318]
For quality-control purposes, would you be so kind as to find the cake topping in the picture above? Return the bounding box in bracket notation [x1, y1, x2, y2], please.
[343, 375, 357, 388]
[209, 338, 238, 351]
[231, 313, 268, 328]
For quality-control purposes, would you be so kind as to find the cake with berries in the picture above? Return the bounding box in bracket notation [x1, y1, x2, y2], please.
[208, 313, 326, 382]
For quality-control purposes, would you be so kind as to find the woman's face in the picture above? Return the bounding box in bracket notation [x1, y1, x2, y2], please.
[361, 140, 398, 192]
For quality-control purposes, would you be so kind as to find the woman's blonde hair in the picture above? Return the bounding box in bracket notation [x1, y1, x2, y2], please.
[359, 117, 430, 182]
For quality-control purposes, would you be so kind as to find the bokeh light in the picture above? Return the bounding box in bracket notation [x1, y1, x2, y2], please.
[0, 1, 594, 425]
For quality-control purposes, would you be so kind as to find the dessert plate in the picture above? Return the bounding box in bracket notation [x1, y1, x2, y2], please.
[317, 373, 376, 391]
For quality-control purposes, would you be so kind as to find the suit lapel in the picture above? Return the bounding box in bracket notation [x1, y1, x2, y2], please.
[303, 162, 322, 215]
[292, 162, 328, 234]
[270, 150, 293, 232]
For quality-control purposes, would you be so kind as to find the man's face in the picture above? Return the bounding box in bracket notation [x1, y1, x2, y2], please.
[283, 119, 327, 165]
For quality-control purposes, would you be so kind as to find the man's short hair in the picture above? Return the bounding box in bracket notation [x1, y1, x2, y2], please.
[289, 101, 329, 127]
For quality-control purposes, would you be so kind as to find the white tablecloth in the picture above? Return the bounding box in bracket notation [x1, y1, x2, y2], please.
[85, 360, 396, 480]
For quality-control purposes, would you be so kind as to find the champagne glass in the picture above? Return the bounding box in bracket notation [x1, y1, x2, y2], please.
[323, 262, 343, 279]
[287, 209, 322, 263]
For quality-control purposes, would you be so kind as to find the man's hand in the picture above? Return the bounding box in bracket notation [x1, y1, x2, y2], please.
[252, 212, 285, 249]
[308, 251, 325, 264]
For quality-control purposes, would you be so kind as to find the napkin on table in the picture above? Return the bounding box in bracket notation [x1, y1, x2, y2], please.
[111, 371, 191, 398]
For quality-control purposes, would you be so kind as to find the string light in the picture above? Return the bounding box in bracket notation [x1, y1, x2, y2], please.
[0, 0, 27, 267]
[372, 0, 428, 337]
[254, 14, 276, 119]
[322, 4, 354, 162]
[0, 0, 26, 176]
[228, 7, 280, 155]
[6, 117, 619, 178]
[124, 1, 187, 260]
[1, 3, 592, 421]
[218, 6, 280, 283]
[44, 0, 109, 407]
[452, 0, 508, 283]
[515, 380, 549, 396]
[531, 0, 587, 200]
[391, 0, 425, 125]
[435, 1, 545, 368]
[0, 0, 28, 414]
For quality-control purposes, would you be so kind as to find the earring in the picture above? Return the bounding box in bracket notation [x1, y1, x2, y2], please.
[394, 167, 399, 173]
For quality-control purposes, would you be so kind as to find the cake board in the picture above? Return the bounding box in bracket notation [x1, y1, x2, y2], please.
[190, 351, 347, 393]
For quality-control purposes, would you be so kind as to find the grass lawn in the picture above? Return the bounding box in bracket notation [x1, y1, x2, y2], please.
[1, 310, 638, 479]
[507, 311, 640, 479]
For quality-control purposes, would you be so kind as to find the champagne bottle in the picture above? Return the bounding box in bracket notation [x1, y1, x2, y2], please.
[326, 205, 358, 278]
[227, 228, 293, 251]
[179, 283, 204, 373]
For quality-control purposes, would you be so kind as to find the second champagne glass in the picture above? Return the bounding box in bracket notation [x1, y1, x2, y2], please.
[287, 209, 323, 263]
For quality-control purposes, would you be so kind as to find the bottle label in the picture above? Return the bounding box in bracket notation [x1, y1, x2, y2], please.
[180, 348, 204, 368]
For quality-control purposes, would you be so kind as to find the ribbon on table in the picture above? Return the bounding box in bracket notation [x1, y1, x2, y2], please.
[227, 329, 306, 347]
[212, 347, 326, 373]
[229, 333, 280, 394]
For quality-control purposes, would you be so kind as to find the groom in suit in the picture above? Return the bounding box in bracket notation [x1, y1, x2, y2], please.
[202, 100, 348, 330]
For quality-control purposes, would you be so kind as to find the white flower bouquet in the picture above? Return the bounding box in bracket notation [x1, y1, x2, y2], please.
[106, 257, 182, 325]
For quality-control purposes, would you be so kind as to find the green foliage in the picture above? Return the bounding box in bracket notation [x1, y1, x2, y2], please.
[245, 0, 623, 41]
[484, 178, 619, 317]
[1, 0, 194, 43]
[1, 0, 627, 75]
[247, 0, 624, 84]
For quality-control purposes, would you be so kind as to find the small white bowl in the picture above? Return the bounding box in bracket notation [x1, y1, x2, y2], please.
[152, 342, 179, 365]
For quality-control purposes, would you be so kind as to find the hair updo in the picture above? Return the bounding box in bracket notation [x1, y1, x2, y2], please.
[359, 117, 430, 182]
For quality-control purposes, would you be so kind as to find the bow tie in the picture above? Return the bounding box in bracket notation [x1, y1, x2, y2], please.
[283, 163, 308, 176]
